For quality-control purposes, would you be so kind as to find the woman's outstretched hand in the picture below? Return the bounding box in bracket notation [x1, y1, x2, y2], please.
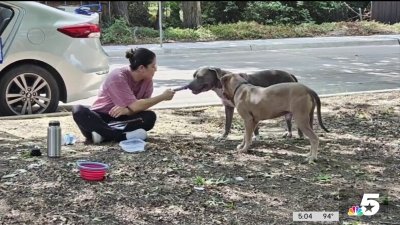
[162, 89, 175, 101]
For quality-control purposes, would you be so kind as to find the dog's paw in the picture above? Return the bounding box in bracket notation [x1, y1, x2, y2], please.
[236, 144, 244, 150]
[215, 135, 227, 142]
[305, 155, 317, 164]
[282, 132, 292, 138]
[308, 160, 317, 165]
[237, 148, 248, 154]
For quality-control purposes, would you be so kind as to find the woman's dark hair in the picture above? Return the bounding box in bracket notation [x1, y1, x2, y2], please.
[125, 48, 156, 70]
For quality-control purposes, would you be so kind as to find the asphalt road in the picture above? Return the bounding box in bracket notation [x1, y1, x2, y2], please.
[67, 44, 400, 109]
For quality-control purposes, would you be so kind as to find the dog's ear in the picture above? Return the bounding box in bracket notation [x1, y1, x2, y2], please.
[238, 73, 249, 80]
[192, 68, 200, 78]
[208, 67, 222, 79]
[220, 75, 227, 83]
[220, 74, 231, 86]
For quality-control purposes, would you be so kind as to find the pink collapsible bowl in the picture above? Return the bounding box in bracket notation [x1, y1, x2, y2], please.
[76, 161, 109, 181]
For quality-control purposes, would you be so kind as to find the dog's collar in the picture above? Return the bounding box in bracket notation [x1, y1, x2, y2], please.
[233, 81, 248, 98]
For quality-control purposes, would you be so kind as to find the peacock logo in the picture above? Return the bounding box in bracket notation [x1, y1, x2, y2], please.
[348, 205, 363, 216]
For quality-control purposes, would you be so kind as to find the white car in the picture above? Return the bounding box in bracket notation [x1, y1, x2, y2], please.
[0, 1, 109, 116]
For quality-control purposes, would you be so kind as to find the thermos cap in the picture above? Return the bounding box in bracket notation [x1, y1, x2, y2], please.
[49, 120, 60, 126]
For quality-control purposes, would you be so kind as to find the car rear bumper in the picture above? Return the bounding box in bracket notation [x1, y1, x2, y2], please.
[64, 67, 109, 102]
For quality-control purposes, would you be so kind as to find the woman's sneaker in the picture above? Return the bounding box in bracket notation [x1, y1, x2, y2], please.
[91, 131, 104, 144]
[125, 128, 147, 140]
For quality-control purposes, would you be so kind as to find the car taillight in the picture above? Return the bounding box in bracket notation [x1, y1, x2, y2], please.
[57, 23, 100, 38]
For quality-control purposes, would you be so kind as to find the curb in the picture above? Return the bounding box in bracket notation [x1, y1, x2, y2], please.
[104, 36, 400, 57]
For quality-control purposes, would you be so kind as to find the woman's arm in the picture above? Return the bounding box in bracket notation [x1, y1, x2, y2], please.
[108, 89, 175, 118]
[127, 89, 175, 114]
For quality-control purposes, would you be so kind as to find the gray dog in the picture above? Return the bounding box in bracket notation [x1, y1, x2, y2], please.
[187, 66, 299, 140]
[220, 73, 329, 163]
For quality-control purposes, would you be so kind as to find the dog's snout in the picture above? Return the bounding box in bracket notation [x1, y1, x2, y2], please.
[187, 80, 197, 90]
[187, 80, 202, 94]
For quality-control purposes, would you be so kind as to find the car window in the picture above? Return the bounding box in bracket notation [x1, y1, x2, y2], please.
[0, 6, 13, 35]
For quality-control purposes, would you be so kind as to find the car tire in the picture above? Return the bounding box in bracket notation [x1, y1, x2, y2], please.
[0, 64, 60, 116]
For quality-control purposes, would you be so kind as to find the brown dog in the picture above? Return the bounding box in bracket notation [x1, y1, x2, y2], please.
[187, 66, 300, 141]
[220, 73, 329, 163]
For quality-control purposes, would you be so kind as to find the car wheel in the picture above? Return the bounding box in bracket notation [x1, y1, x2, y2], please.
[0, 64, 60, 116]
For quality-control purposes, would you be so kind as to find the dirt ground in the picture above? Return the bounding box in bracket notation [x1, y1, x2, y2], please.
[0, 91, 399, 225]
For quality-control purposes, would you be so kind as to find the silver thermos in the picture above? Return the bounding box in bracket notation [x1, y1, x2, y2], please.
[47, 120, 61, 157]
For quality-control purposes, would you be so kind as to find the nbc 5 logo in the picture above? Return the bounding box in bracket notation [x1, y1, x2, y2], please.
[348, 193, 380, 216]
[360, 193, 380, 216]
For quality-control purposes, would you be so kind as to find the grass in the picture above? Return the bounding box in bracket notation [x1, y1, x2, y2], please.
[194, 176, 206, 186]
[315, 174, 332, 183]
[100, 20, 400, 45]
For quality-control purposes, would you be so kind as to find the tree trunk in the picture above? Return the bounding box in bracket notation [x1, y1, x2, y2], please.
[111, 1, 129, 22]
[128, 1, 151, 27]
[181, 1, 201, 28]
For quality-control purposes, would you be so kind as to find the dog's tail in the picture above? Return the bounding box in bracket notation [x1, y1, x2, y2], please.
[307, 89, 329, 132]
[290, 74, 298, 82]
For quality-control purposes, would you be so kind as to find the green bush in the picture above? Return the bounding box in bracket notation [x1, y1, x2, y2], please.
[205, 22, 294, 40]
[302, 1, 349, 24]
[135, 27, 159, 38]
[206, 23, 241, 40]
[164, 27, 199, 41]
[293, 22, 336, 37]
[392, 23, 400, 32]
[332, 21, 396, 36]
[101, 20, 400, 45]
[359, 21, 395, 34]
[201, 1, 360, 26]
[243, 2, 313, 25]
[195, 27, 218, 41]
[201, 1, 249, 25]
[101, 18, 134, 44]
